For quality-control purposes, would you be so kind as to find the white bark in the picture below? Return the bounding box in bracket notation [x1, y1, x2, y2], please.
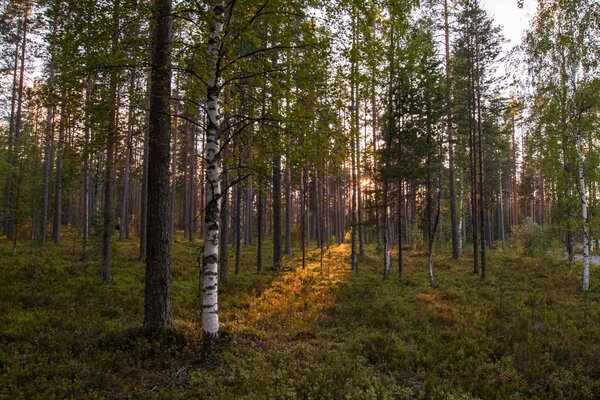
[569, 58, 590, 292]
[202, 3, 225, 340]
[577, 126, 590, 291]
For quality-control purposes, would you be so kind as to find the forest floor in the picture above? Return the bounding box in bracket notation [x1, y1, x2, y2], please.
[1, 233, 600, 399]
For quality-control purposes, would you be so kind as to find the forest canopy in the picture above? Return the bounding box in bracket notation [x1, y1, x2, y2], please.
[0, 0, 599, 398]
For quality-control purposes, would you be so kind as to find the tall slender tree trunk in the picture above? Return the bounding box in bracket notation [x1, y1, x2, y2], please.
[201, 2, 225, 342]
[41, 104, 54, 245]
[468, 58, 479, 275]
[220, 169, 229, 283]
[511, 109, 518, 227]
[285, 161, 292, 256]
[257, 181, 264, 273]
[82, 80, 92, 259]
[53, 102, 66, 244]
[169, 94, 179, 242]
[398, 179, 404, 280]
[245, 178, 253, 245]
[144, 0, 173, 328]
[571, 73, 590, 291]
[102, 0, 121, 283]
[6, 2, 29, 241]
[498, 172, 505, 246]
[444, 0, 460, 259]
[235, 157, 243, 274]
[140, 113, 149, 258]
[273, 145, 282, 268]
[301, 168, 307, 269]
[475, 33, 486, 279]
[120, 76, 135, 241]
[4, 26, 21, 238]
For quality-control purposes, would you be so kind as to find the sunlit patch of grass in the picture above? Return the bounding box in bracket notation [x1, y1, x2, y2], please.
[2, 233, 600, 399]
[228, 244, 351, 340]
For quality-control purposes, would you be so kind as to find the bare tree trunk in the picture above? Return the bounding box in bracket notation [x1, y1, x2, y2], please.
[6, 2, 29, 241]
[201, 2, 225, 342]
[235, 157, 243, 274]
[469, 62, 479, 275]
[245, 178, 253, 245]
[4, 25, 21, 238]
[285, 161, 292, 256]
[444, 0, 460, 260]
[169, 94, 179, 242]
[102, 0, 121, 283]
[301, 169, 307, 269]
[53, 102, 66, 245]
[41, 104, 54, 245]
[273, 146, 282, 267]
[257, 181, 264, 274]
[144, 0, 173, 328]
[82, 80, 91, 259]
[220, 169, 229, 283]
[475, 32, 486, 279]
[498, 172, 505, 247]
[120, 75, 135, 241]
[140, 111, 149, 259]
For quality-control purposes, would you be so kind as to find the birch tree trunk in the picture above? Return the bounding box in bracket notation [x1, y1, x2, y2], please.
[202, 2, 225, 341]
[570, 68, 590, 291]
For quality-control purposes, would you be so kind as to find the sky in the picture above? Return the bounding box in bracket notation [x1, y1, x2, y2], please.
[480, 0, 537, 53]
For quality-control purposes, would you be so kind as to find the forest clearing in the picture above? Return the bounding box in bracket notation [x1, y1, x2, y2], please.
[0, 0, 598, 398]
[2, 235, 600, 399]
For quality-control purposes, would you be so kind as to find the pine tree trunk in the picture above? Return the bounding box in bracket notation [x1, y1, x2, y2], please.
[301, 169, 307, 269]
[445, 0, 460, 260]
[257, 181, 264, 274]
[475, 33, 486, 278]
[169, 95, 179, 242]
[245, 178, 253, 245]
[144, 0, 173, 328]
[469, 64, 479, 275]
[285, 161, 292, 256]
[102, 0, 121, 283]
[220, 169, 229, 283]
[235, 160, 243, 274]
[82, 80, 92, 259]
[41, 103, 54, 245]
[120, 77, 135, 241]
[6, 3, 29, 241]
[140, 110, 149, 259]
[273, 149, 282, 268]
[4, 27, 20, 238]
[53, 103, 66, 245]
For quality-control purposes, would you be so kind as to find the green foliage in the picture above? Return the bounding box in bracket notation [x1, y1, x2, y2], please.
[2, 235, 600, 399]
[508, 219, 562, 259]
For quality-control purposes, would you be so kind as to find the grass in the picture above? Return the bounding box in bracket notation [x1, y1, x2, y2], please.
[1, 231, 599, 399]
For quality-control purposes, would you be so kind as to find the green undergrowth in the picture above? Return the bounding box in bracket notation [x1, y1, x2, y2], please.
[1, 233, 599, 399]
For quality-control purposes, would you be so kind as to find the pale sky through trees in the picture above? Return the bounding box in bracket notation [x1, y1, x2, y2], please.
[481, 0, 536, 53]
